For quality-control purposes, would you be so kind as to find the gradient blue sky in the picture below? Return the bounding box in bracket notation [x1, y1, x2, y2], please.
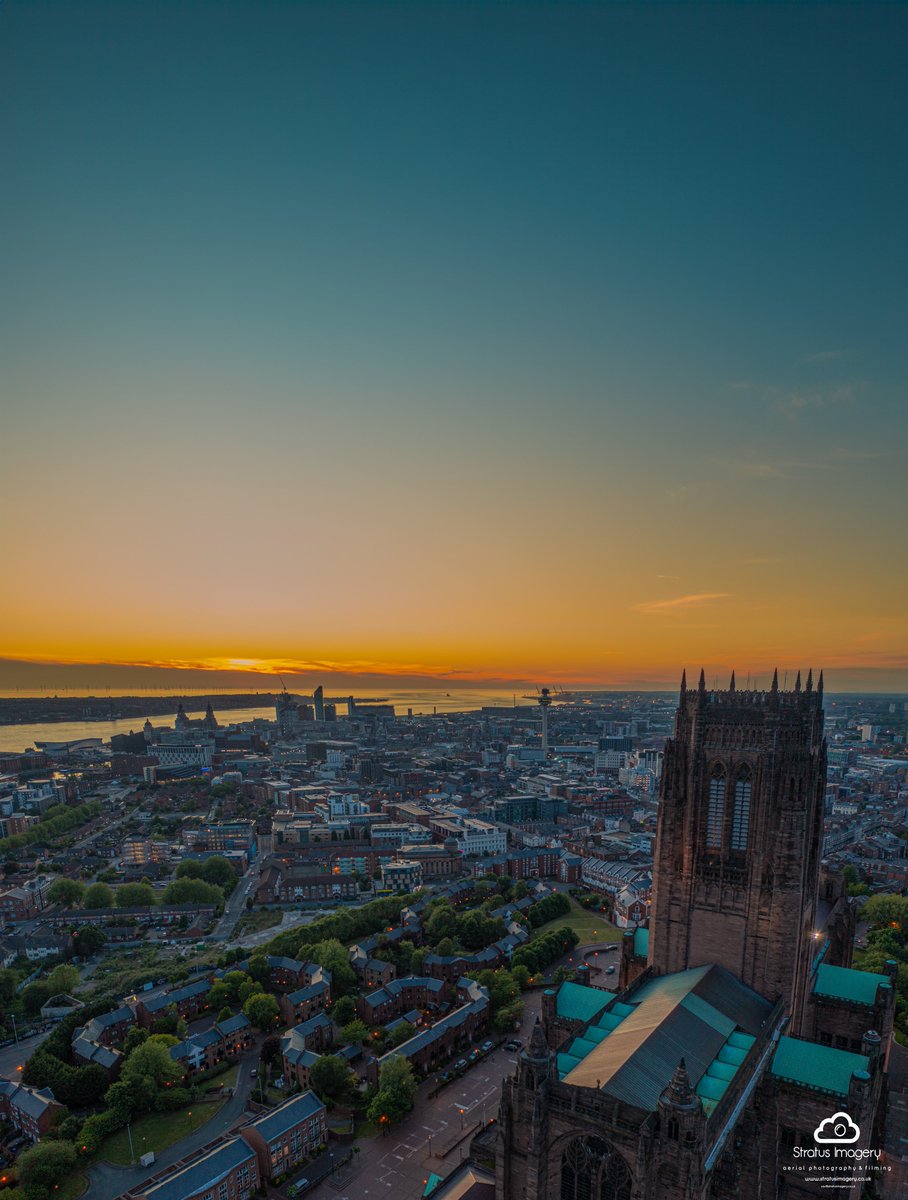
[1, 2, 906, 690]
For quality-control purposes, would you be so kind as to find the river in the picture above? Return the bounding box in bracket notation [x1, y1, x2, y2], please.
[0, 688, 537, 753]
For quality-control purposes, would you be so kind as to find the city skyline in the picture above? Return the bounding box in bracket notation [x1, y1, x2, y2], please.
[2, 4, 906, 691]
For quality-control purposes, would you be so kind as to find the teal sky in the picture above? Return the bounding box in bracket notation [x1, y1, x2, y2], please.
[1, 2, 906, 690]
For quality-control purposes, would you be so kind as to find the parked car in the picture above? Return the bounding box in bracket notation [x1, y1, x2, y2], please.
[606, 965, 615, 974]
[454, 1058, 467, 1072]
[481, 1040, 493, 1053]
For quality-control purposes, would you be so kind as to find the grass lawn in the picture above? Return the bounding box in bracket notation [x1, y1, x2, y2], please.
[234, 908, 283, 937]
[99, 1098, 228, 1165]
[534, 900, 622, 947]
[57, 1172, 90, 1200]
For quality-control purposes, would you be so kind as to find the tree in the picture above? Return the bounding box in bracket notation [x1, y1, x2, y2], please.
[162, 877, 224, 907]
[425, 904, 457, 944]
[331, 995, 356, 1026]
[46, 963, 80, 994]
[341, 1019, 368, 1045]
[311, 1053, 354, 1101]
[218, 1005, 234, 1022]
[208, 982, 234, 1010]
[47, 878, 85, 908]
[0, 968, 19, 1005]
[246, 954, 270, 984]
[83, 882, 115, 909]
[389, 1021, 415, 1048]
[104, 1079, 136, 1122]
[74, 924, 106, 956]
[308, 939, 357, 996]
[237, 979, 263, 1005]
[175, 859, 206, 880]
[21, 981, 56, 1016]
[17, 1140, 77, 1199]
[117, 882, 157, 907]
[260, 1035, 282, 1065]
[123, 1026, 149, 1054]
[378, 1053, 417, 1100]
[367, 1085, 412, 1126]
[201, 856, 238, 892]
[243, 991, 280, 1031]
[121, 1038, 183, 1099]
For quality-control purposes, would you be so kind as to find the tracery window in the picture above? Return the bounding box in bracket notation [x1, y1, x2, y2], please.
[706, 767, 726, 850]
[731, 769, 751, 852]
[560, 1137, 632, 1200]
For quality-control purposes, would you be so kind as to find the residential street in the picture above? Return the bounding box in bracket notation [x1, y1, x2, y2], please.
[304, 990, 543, 1200]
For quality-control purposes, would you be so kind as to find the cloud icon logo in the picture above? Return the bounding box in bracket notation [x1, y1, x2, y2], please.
[814, 1112, 860, 1144]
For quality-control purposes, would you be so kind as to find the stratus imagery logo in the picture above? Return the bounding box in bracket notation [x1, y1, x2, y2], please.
[791, 1110, 879, 1162]
[814, 1112, 860, 1144]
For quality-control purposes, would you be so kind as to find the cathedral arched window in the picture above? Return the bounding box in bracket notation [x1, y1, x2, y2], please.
[731, 768, 751, 852]
[706, 767, 726, 850]
[560, 1137, 632, 1200]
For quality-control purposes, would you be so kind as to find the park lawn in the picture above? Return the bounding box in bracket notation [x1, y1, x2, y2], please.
[99, 1098, 228, 1165]
[534, 900, 622, 947]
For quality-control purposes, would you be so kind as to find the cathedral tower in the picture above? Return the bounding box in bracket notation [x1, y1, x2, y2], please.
[648, 669, 826, 1031]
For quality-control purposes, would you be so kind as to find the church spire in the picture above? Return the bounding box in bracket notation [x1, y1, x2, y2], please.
[680, 669, 687, 694]
[817, 669, 824, 699]
[527, 1016, 549, 1061]
[806, 669, 813, 693]
[795, 670, 802, 693]
[771, 667, 778, 694]
[698, 668, 706, 693]
[729, 670, 736, 691]
[660, 1057, 699, 1111]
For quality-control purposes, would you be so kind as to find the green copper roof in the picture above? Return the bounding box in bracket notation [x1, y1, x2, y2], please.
[424, 1175, 443, 1197]
[556, 981, 612, 1023]
[562, 963, 773, 1110]
[633, 927, 649, 958]
[557, 1051, 583, 1076]
[814, 964, 889, 1006]
[771, 1036, 869, 1097]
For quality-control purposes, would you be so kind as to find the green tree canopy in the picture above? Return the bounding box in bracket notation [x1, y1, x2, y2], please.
[341, 1018, 368, 1045]
[83, 881, 115, 909]
[308, 938, 357, 996]
[162, 877, 224, 907]
[17, 1140, 77, 1200]
[47, 878, 85, 908]
[242, 991, 280, 1031]
[117, 882, 157, 907]
[310, 1053, 355, 1101]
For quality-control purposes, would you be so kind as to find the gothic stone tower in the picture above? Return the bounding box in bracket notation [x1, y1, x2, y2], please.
[648, 668, 826, 1032]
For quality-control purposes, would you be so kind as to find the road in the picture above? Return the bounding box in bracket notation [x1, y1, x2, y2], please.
[212, 867, 261, 943]
[304, 991, 543, 1200]
[0, 1031, 51, 1080]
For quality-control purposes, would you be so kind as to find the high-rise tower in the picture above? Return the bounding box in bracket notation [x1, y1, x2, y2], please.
[648, 668, 826, 1030]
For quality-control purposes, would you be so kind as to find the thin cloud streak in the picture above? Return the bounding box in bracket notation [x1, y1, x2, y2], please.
[633, 593, 734, 615]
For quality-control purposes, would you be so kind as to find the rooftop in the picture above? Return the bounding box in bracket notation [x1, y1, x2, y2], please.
[560, 964, 774, 1111]
[771, 1036, 869, 1097]
[813, 963, 890, 1006]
